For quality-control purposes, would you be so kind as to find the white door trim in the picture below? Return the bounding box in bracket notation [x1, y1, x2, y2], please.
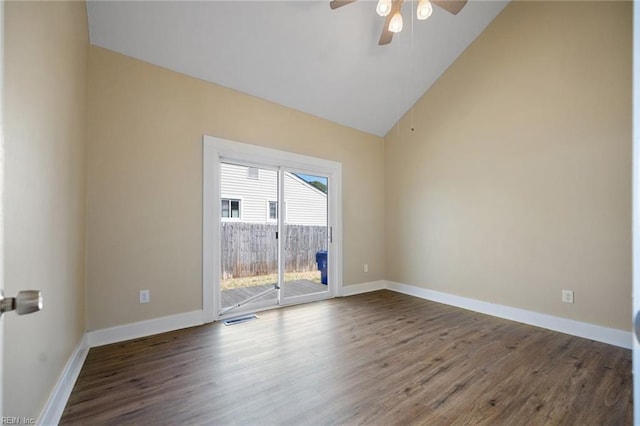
[0, 0, 5, 417]
[202, 139, 217, 323]
[632, 1, 639, 424]
[203, 135, 343, 321]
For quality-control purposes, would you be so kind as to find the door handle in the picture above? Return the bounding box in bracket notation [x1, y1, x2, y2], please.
[0, 290, 43, 317]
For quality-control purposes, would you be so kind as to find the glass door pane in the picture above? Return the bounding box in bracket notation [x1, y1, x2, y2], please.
[219, 162, 279, 315]
[281, 172, 330, 301]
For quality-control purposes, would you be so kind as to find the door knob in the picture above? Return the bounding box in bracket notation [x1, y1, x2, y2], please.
[0, 290, 43, 317]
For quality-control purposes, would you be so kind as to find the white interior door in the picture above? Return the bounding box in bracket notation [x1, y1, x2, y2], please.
[0, 0, 5, 417]
[632, 3, 639, 425]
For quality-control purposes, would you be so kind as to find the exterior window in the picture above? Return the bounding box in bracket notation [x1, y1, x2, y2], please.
[268, 201, 277, 220]
[221, 199, 240, 219]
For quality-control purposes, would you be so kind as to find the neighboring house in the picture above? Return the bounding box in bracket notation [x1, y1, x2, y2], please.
[220, 163, 327, 227]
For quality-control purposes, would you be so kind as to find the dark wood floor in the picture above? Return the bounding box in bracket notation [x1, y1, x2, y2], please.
[60, 290, 632, 425]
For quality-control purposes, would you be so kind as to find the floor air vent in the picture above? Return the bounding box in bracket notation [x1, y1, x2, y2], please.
[223, 314, 259, 326]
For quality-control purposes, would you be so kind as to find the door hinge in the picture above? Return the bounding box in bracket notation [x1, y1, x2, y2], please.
[329, 227, 333, 243]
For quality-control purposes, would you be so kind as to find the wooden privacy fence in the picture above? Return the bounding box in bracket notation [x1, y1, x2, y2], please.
[221, 223, 328, 279]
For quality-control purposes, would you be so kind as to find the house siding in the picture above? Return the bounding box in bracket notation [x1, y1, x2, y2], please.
[283, 173, 327, 226]
[220, 162, 327, 226]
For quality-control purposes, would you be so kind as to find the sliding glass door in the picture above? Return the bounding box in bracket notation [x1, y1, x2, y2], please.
[219, 162, 280, 315]
[216, 160, 332, 318]
[203, 136, 342, 322]
[281, 171, 330, 304]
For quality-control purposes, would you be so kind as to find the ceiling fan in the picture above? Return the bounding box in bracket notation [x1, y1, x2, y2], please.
[330, 0, 468, 45]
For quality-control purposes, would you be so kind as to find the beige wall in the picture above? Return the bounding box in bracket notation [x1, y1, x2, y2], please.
[4, 1, 88, 419]
[385, 1, 632, 330]
[86, 47, 385, 330]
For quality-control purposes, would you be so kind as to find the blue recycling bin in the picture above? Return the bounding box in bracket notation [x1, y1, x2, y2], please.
[315, 250, 328, 285]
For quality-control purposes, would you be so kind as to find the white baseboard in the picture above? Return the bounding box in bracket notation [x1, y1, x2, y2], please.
[86, 310, 205, 348]
[38, 334, 89, 426]
[341, 280, 387, 297]
[386, 281, 632, 349]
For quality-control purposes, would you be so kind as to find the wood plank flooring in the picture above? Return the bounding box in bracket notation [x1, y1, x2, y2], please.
[221, 279, 327, 307]
[60, 290, 632, 425]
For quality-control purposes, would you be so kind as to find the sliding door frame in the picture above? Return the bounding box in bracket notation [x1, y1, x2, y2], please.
[203, 135, 343, 322]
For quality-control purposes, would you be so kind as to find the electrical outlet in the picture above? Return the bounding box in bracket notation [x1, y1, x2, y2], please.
[562, 290, 574, 304]
[139, 289, 150, 304]
[364, 264, 369, 273]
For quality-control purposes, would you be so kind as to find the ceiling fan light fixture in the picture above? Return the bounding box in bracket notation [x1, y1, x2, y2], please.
[416, 0, 433, 20]
[376, 0, 392, 16]
[388, 10, 403, 33]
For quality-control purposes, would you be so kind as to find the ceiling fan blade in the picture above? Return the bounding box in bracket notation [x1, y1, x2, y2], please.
[431, 0, 468, 15]
[330, 0, 358, 9]
[378, 28, 393, 46]
[379, 0, 402, 45]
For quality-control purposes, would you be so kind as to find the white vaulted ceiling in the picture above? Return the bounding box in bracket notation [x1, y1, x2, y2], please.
[87, 0, 509, 137]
